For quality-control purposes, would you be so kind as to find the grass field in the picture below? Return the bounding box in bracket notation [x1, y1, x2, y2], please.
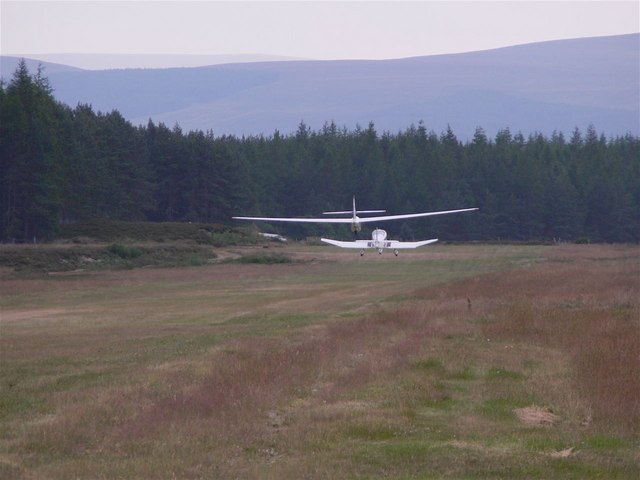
[1, 243, 638, 479]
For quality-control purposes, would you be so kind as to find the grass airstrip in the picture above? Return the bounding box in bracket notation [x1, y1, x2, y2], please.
[1, 242, 638, 478]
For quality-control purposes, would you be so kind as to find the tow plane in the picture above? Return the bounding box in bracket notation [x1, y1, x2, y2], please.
[322, 228, 438, 256]
[233, 196, 478, 235]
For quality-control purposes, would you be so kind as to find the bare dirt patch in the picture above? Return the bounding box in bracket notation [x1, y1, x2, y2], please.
[514, 405, 560, 426]
[1, 308, 72, 323]
[548, 447, 575, 458]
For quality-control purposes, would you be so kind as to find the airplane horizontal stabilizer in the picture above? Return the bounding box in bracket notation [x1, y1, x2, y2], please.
[322, 210, 386, 215]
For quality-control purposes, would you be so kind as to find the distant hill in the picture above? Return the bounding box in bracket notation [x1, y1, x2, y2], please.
[1, 56, 82, 76]
[2, 34, 638, 139]
[2, 53, 305, 70]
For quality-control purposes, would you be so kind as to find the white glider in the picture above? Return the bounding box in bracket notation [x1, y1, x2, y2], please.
[233, 196, 478, 233]
[322, 228, 437, 256]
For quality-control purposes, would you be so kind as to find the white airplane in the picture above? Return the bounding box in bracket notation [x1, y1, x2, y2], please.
[233, 196, 478, 234]
[322, 228, 438, 256]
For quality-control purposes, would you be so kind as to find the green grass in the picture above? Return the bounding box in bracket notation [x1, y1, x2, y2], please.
[344, 424, 398, 441]
[0, 392, 49, 420]
[449, 366, 476, 381]
[486, 367, 524, 381]
[419, 395, 456, 410]
[476, 397, 534, 421]
[51, 370, 116, 391]
[412, 358, 445, 372]
[585, 435, 631, 450]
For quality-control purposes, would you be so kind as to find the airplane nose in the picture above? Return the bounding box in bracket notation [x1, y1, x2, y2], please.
[372, 229, 387, 241]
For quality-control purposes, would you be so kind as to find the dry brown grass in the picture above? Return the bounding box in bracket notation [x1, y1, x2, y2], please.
[424, 244, 640, 436]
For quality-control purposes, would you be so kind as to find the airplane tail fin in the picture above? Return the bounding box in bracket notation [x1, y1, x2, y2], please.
[322, 195, 385, 215]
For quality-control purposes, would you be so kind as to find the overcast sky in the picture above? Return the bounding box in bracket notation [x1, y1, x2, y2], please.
[2, 1, 638, 66]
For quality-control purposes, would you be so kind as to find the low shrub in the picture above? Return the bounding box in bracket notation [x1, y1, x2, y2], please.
[107, 243, 143, 259]
[235, 253, 293, 264]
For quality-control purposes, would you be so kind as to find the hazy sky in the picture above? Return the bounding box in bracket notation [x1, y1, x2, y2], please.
[2, 1, 639, 63]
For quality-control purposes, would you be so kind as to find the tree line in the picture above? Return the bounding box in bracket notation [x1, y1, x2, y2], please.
[1, 61, 638, 243]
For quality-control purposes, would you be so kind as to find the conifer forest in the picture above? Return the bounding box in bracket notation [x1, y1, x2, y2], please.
[2, 61, 638, 243]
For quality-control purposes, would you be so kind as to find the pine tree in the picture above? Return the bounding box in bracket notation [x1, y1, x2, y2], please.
[0, 60, 61, 241]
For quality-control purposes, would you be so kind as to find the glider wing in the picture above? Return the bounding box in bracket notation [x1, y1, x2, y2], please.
[355, 208, 478, 223]
[232, 216, 355, 223]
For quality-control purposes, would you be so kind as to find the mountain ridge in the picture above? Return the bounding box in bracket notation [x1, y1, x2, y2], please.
[2, 34, 638, 139]
[1, 53, 306, 70]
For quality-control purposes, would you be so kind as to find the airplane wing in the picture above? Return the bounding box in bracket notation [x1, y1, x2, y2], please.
[320, 238, 371, 248]
[387, 239, 438, 249]
[355, 207, 478, 223]
[232, 216, 355, 223]
[320, 238, 438, 249]
[233, 207, 477, 224]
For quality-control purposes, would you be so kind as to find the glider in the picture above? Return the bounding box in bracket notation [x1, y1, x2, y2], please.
[233, 196, 478, 234]
[322, 228, 438, 256]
